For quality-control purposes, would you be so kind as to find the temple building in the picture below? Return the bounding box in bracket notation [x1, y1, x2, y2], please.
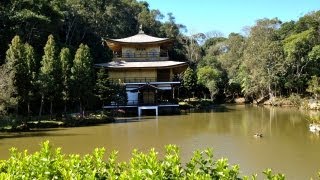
[95, 27, 187, 115]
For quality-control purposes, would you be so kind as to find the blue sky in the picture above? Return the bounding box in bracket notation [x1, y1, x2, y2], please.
[142, 0, 320, 36]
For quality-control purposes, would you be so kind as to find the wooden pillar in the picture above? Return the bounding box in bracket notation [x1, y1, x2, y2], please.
[156, 106, 158, 116]
[172, 86, 175, 99]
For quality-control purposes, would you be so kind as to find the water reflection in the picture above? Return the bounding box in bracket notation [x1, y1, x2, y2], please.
[0, 105, 319, 179]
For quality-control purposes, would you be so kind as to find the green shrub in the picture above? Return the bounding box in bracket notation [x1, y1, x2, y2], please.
[288, 94, 302, 106]
[0, 141, 286, 179]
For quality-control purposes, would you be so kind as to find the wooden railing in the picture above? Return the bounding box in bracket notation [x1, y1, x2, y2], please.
[109, 77, 181, 83]
[109, 99, 179, 106]
[113, 51, 169, 60]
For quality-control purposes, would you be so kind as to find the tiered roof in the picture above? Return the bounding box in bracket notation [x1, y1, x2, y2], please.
[97, 27, 187, 70]
[104, 28, 172, 51]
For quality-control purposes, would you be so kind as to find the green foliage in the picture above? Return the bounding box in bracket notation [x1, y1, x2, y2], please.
[0, 141, 287, 179]
[3, 35, 32, 115]
[183, 67, 197, 93]
[277, 21, 295, 40]
[202, 37, 227, 53]
[308, 45, 320, 62]
[60, 47, 72, 102]
[71, 44, 94, 115]
[206, 80, 219, 100]
[38, 35, 61, 117]
[263, 169, 285, 180]
[111, 82, 128, 106]
[197, 65, 221, 100]
[39, 35, 59, 98]
[0, 65, 17, 115]
[288, 94, 302, 106]
[307, 76, 320, 99]
[294, 11, 320, 33]
[197, 13, 320, 102]
[25, 43, 37, 89]
[197, 66, 220, 86]
[242, 19, 283, 99]
[95, 69, 112, 105]
[1, 0, 320, 107]
[283, 29, 317, 61]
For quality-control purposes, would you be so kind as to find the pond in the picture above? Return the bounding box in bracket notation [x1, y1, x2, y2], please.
[0, 105, 319, 179]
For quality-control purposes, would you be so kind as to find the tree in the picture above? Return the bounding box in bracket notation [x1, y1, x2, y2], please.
[309, 45, 320, 62]
[0, 65, 17, 115]
[160, 13, 187, 61]
[60, 47, 72, 114]
[182, 67, 197, 98]
[308, 45, 320, 76]
[277, 21, 295, 40]
[111, 82, 127, 106]
[71, 44, 94, 117]
[38, 35, 60, 119]
[95, 68, 112, 106]
[217, 33, 245, 99]
[95, 70, 127, 107]
[283, 29, 318, 93]
[294, 11, 320, 33]
[24, 43, 37, 117]
[206, 80, 218, 100]
[137, 7, 163, 36]
[184, 33, 205, 63]
[197, 66, 221, 99]
[242, 18, 284, 99]
[202, 37, 227, 57]
[4, 35, 29, 115]
[3, 0, 64, 56]
[307, 76, 320, 99]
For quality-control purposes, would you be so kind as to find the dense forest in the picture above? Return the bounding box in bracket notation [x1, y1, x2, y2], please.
[0, 0, 186, 119]
[182, 11, 320, 104]
[0, 0, 320, 120]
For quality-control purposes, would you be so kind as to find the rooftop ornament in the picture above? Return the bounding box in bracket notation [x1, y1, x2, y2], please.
[139, 24, 144, 34]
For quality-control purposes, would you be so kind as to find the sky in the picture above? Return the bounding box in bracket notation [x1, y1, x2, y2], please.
[142, 0, 320, 36]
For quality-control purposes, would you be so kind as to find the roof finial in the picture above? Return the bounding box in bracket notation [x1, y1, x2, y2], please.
[139, 24, 144, 34]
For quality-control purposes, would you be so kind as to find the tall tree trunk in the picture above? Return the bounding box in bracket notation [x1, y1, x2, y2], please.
[64, 101, 67, 116]
[79, 100, 83, 119]
[26, 100, 30, 124]
[15, 104, 19, 128]
[50, 100, 53, 120]
[202, 92, 207, 99]
[27, 101, 30, 117]
[38, 94, 44, 122]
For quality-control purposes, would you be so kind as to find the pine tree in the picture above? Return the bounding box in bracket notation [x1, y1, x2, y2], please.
[71, 44, 94, 117]
[95, 68, 112, 107]
[60, 47, 72, 114]
[0, 65, 17, 115]
[112, 82, 127, 106]
[24, 43, 37, 117]
[38, 35, 60, 119]
[4, 35, 28, 116]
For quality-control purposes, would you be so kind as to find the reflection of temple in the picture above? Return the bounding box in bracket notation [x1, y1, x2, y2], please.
[96, 27, 187, 115]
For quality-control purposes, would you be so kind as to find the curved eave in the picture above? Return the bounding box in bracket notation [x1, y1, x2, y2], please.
[104, 38, 173, 51]
[95, 61, 188, 72]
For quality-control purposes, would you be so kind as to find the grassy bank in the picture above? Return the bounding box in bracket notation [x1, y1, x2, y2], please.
[0, 112, 114, 132]
[179, 98, 215, 110]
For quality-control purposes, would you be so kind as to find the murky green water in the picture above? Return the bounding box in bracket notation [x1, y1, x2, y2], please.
[0, 105, 319, 179]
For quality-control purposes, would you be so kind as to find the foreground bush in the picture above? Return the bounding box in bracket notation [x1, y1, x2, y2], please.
[0, 141, 285, 179]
